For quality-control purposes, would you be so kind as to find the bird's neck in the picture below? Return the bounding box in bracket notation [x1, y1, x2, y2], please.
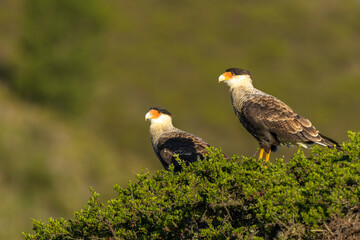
[149, 122, 175, 142]
[229, 81, 256, 98]
[229, 82, 258, 111]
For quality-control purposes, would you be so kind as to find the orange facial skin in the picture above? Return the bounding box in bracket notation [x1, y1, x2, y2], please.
[149, 109, 160, 119]
[222, 71, 235, 80]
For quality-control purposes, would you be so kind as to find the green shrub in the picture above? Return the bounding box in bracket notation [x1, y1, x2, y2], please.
[23, 131, 360, 239]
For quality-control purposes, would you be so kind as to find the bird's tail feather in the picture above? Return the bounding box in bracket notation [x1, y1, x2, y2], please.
[318, 133, 342, 151]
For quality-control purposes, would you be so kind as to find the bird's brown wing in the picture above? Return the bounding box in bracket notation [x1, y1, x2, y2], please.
[241, 95, 322, 143]
[156, 131, 210, 169]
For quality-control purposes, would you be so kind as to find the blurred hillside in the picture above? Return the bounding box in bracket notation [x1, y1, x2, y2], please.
[0, 0, 359, 239]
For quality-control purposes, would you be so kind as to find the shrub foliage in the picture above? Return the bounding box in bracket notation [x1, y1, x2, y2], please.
[23, 131, 360, 239]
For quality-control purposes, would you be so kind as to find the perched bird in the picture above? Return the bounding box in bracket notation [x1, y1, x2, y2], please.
[219, 68, 340, 162]
[145, 107, 210, 171]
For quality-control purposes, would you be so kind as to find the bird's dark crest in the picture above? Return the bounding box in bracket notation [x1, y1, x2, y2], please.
[149, 107, 173, 116]
[226, 68, 252, 77]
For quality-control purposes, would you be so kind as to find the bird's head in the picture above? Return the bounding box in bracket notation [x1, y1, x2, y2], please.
[145, 107, 173, 125]
[218, 68, 253, 88]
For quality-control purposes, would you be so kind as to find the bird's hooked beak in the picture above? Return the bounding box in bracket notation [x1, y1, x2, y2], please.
[218, 71, 234, 82]
[145, 112, 152, 121]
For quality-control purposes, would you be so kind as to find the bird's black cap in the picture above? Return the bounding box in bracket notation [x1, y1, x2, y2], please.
[226, 68, 252, 77]
[149, 107, 173, 116]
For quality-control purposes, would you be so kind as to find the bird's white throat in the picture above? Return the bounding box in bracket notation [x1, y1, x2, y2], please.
[227, 75, 254, 90]
[149, 114, 174, 137]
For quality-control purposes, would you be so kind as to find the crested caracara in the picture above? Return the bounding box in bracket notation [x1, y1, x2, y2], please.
[219, 68, 341, 162]
[145, 107, 210, 171]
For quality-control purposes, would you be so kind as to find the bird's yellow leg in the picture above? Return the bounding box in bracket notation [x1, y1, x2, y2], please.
[265, 149, 271, 162]
[258, 148, 264, 160]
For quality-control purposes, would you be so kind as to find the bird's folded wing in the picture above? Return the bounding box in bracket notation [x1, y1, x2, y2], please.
[157, 132, 210, 164]
[242, 96, 322, 142]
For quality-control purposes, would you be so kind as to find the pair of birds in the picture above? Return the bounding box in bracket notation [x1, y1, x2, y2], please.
[145, 68, 340, 171]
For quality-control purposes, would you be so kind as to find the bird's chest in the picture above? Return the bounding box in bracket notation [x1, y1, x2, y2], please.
[230, 93, 246, 112]
[231, 93, 250, 121]
[232, 97, 265, 137]
[235, 108, 259, 134]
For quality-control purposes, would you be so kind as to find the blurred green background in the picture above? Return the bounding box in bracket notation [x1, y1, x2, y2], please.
[0, 0, 359, 239]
